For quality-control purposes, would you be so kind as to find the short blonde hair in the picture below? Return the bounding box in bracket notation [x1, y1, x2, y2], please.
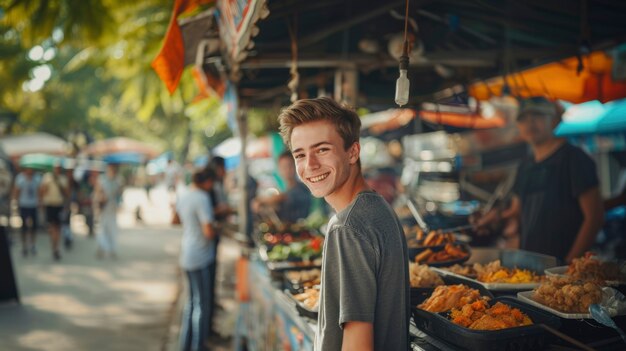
[278, 97, 361, 151]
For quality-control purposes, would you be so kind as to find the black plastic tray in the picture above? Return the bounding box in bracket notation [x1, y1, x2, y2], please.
[413, 296, 561, 351]
[285, 290, 319, 320]
[408, 242, 472, 268]
[411, 275, 495, 308]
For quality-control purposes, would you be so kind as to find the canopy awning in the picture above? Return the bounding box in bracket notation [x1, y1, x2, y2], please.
[470, 51, 626, 104]
[0, 132, 68, 158]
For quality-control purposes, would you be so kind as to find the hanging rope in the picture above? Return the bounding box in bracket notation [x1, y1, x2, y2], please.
[287, 15, 299, 102]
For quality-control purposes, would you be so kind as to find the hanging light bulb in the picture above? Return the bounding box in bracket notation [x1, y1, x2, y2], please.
[395, 53, 410, 106]
[395, 0, 410, 107]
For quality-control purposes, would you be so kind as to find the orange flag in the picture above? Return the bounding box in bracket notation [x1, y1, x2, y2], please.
[151, 0, 215, 94]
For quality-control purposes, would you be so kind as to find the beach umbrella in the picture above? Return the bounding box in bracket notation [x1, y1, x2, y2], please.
[19, 153, 60, 171]
[84, 137, 160, 158]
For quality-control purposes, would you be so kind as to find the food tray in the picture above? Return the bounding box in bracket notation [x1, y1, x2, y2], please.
[431, 267, 541, 291]
[259, 245, 322, 272]
[283, 269, 321, 294]
[545, 265, 626, 287]
[517, 289, 625, 319]
[411, 274, 495, 308]
[284, 290, 318, 320]
[412, 296, 561, 351]
[408, 242, 472, 268]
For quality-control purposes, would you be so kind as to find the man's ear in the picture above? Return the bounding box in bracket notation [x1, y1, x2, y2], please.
[348, 142, 360, 165]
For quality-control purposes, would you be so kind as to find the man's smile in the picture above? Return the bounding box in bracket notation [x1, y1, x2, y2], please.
[307, 172, 330, 183]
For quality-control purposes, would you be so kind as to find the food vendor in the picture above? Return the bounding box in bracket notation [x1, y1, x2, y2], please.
[253, 151, 312, 223]
[476, 97, 604, 263]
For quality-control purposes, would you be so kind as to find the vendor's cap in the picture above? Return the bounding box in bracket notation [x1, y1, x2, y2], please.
[516, 97, 560, 121]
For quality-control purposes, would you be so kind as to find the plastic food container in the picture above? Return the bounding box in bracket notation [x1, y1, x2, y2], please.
[413, 296, 561, 351]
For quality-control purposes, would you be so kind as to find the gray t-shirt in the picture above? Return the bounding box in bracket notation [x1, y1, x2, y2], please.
[315, 191, 409, 351]
[177, 188, 215, 271]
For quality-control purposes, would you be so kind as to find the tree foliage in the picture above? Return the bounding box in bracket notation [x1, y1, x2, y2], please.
[0, 0, 228, 160]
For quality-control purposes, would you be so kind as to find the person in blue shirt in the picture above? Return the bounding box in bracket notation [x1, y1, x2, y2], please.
[12, 168, 41, 257]
[177, 168, 217, 351]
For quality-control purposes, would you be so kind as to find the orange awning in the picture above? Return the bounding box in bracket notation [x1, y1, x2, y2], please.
[419, 111, 506, 129]
[470, 51, 626, 104]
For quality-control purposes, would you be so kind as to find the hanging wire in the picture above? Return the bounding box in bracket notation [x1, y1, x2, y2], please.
[402, 0, 410, 56]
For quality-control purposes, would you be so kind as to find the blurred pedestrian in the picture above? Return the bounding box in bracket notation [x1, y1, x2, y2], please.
[177, 168, 217, 351]
[39, 164, 69, 260]
[77, 170, 98, 237]
[94, 164, 122, 259]
[12, 168, 40, 256]
[61, 166, 76, 249]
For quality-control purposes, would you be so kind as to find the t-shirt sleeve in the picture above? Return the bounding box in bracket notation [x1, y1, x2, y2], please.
[195, 193, 214, 224]
[569, 147, 599, 198]
[328, 225, 378, 327]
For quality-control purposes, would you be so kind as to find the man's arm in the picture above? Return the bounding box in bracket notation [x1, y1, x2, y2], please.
[201, 222, 215, 240]
[565, 187, 604, 263]
[342, 321, 373, 351]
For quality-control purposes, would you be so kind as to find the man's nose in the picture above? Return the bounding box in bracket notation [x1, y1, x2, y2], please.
[306, 153, 320, 170]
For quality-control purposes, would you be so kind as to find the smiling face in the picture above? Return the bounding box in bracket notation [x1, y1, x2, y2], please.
[290, 120, 360, 200]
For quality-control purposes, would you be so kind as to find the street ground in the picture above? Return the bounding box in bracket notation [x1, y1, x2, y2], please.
[0, 185, 239, 351]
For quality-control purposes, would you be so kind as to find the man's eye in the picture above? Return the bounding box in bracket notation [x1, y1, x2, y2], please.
[294, 154, 304, 159]
[317, 148, 329, 154]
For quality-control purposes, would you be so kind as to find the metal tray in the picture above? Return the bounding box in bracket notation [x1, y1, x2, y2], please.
[259, 245, 322, 272]
[412, 296, 561, 351]
[517, 289, 625, 319]
[545, 265, 626, 287]
[431, 267, 541, 292]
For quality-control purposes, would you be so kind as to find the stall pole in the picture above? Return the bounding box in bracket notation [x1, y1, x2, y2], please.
[236, 107, 251, 242]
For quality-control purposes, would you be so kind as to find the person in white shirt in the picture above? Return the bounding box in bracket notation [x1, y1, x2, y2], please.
[40, 165, 69, 261]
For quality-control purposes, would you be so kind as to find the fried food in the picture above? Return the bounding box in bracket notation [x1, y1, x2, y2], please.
[567, 252, 625, 283]
[406, 229, 457, 248]
[450, 301, 533, 330]
[414, 243, 469, 264]
[472, 260, 541, 284]
[293, 287, 320, 310]
[532, 276, 602, 313]
[409, 263, 444, 288]
[418, 284, 489, 312]
[443, 264, 476, 277]
[285, 269, 321, 284]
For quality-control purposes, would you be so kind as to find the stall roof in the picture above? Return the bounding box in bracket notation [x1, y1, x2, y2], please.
[225, 0, 626, 108]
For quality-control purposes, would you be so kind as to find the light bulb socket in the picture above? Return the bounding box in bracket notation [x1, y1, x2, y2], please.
[399, 54, 409, 70]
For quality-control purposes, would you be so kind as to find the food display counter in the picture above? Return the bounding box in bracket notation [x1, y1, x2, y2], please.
[237, 235, 626, 351]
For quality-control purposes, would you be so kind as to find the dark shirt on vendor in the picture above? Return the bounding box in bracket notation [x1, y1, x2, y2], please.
[513, 142, 598, 261]
[277, 182, 311, 223]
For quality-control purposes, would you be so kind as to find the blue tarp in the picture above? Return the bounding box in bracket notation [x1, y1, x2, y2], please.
[555, 99, 626, 136]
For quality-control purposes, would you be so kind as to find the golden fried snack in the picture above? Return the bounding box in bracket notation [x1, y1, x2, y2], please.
[418, 284, 488, 312]
[567, 252, 625, 283]
[451, 301, 532, 330]
[423, 231, 438, 246]
[415, 249, 434, 263]
[533, 276, 602, 313]
[409, 263, 444, 288]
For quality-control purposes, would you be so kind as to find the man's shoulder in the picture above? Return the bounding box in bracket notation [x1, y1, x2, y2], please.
[334, 192, 400, 235]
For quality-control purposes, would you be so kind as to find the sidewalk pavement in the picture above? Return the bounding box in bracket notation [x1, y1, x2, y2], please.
[0, 186, 183, 351]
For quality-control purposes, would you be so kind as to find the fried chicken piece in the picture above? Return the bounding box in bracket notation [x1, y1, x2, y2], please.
[419, 284, 487, 312]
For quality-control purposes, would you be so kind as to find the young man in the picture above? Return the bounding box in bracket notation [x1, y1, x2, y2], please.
[278, 97, 409, 351]
[477, 97, 604, 263]
[177, 168, 217, 351]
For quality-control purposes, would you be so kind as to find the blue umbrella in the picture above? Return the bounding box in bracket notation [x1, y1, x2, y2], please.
[102, 152, 144, 165]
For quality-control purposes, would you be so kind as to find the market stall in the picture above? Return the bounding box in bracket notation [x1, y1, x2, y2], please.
[236, 226, 626, 350]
